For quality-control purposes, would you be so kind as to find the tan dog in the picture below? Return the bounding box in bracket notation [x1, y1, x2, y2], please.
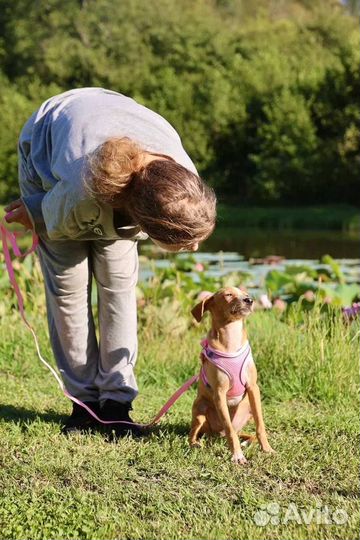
[189, 287, 274, 464]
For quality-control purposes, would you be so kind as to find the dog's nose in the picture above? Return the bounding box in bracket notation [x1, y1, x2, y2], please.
[243, 297, 253, 305]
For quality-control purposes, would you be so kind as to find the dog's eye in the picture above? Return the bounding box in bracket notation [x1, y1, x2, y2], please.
[225, 293, 232, 298]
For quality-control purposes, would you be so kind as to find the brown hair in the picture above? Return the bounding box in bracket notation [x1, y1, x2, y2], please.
[86, 137, 216, 247]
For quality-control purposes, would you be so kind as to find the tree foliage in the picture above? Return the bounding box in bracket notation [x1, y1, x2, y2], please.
[0, 0, 359, 204]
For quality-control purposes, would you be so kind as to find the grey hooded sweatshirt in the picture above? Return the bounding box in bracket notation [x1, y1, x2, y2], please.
[19, 87, 197, 241]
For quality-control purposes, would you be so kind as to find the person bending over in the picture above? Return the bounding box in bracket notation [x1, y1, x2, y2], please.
[5, 88, 216, 437]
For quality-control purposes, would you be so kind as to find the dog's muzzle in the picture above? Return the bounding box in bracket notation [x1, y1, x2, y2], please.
[230, 297, 253, 315]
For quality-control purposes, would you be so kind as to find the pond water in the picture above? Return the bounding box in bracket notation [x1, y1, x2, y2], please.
[200, 228, 359, 260]
[138, 228, 360, 295]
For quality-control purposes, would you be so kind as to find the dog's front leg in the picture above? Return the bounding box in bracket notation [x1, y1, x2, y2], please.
[246, 364, 274, 453]
[213, 389, 247, 464]
[189, 396, 208, 447]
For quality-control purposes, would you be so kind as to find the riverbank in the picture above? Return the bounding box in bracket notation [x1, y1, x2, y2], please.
[217, 204, 360, 232]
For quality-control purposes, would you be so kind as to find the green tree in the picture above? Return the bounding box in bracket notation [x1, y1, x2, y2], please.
[0, 0, 358, 204]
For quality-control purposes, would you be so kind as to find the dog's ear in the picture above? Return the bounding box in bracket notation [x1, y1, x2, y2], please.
[191, 292, 214, 322]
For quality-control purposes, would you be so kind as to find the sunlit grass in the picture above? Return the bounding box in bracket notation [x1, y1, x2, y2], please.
[0, 300, 358, 539]
[0, 203, 359, 539]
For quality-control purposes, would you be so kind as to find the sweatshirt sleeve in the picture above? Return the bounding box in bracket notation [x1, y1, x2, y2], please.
[20, 119, 101, 239]
[17, 120, 47, 235]
[27, 106, 101, 239]
[21, 192, 47, 235]
[21, 186, 100, 240]
[40, 182, 101, 240]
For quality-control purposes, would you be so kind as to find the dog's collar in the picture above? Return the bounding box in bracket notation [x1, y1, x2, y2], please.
[201, 338, 250, 360]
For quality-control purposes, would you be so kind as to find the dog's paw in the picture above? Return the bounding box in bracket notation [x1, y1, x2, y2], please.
[189, 440, 202, 448]
[231, 452, 247, 465]
[261, 443, 275, 454]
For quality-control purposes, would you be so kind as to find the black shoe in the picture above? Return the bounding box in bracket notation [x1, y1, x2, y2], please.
[100, 399, 144, 439]
[61, 401, 100, 435]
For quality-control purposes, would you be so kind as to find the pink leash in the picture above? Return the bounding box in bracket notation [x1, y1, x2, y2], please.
[0, 214, 198, 429]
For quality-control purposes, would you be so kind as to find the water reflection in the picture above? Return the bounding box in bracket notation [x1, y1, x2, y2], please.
[138, 227, 360, 293]
[201, 228, 359, 259]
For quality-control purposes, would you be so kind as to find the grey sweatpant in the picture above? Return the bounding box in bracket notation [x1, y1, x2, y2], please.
[37, 236, 139, 404]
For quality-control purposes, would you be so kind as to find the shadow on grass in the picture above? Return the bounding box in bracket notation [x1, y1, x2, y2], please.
[0, 403, 191, 439]
[0, 403, 65, 426]
[149, 421, 189, 437]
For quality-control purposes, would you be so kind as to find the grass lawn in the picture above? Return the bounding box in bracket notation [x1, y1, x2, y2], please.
[0, 303, 358, 540]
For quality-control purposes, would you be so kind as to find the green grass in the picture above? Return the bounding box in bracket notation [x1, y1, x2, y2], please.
[0, 304, 359, 540]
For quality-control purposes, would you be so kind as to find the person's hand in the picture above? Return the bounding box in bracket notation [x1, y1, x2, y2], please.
[4, 199, 34, 231]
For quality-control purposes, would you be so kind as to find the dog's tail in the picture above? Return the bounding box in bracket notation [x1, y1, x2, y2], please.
[239, 433, 257, 447]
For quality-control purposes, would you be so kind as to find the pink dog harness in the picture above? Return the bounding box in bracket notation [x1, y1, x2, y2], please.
[200, 339, 253, 399]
